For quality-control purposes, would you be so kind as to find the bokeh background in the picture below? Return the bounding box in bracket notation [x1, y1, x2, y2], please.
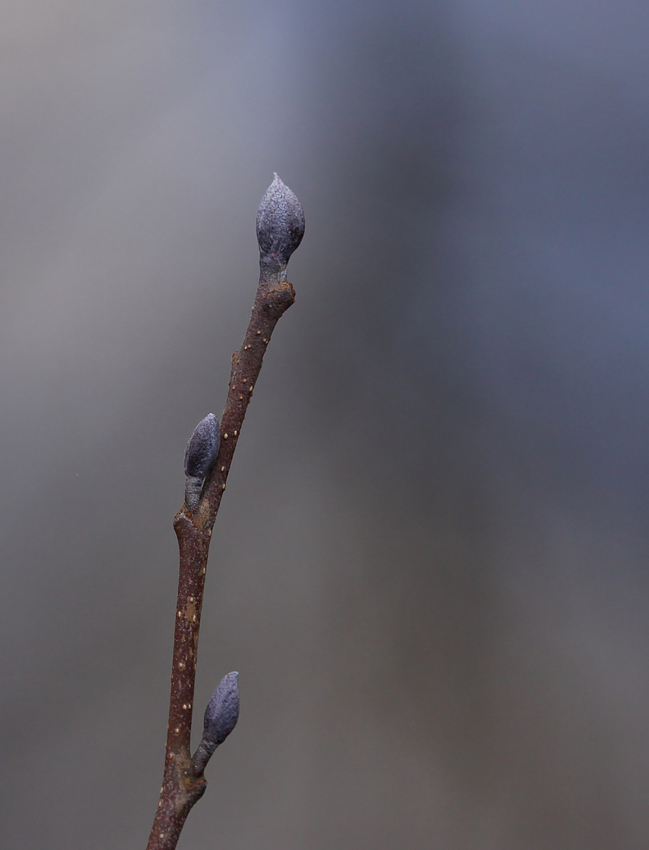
[2, 2, 649, 848]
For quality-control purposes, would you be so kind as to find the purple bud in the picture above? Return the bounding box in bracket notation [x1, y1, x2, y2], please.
[184, 413, 220, 479]
[256, 174, 305, 268]
[192, 672, 240, 773]
[184, 413, 220, 512]
[204, 671, 240, 747]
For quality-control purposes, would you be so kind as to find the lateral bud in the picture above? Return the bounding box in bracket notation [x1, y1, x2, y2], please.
[192, 672, 240, 774]
[256, 173, 305, 271]
[184, 413, 220, 512]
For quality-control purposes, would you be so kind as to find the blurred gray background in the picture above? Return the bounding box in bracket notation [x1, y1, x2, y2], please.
[1, 2, 649, 848]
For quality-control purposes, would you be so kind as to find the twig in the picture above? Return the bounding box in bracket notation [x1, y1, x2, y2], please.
[146, 175, 305, 850]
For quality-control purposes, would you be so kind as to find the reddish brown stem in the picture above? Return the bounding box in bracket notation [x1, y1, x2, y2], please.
[146, 258, 295, 850]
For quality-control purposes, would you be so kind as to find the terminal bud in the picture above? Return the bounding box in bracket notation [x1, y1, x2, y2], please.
[256, 174, 305, 269]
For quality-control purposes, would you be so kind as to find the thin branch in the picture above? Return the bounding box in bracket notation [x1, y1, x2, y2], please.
[146, 175, 305, 850]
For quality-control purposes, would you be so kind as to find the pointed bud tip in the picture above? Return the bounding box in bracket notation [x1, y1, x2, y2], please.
[256, 174, 305, 267]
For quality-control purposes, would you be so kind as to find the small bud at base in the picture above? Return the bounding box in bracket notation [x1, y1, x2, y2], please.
[184, 475, 203, 513]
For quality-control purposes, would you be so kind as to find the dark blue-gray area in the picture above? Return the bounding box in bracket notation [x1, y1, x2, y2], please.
[203, 670, 240, 748]
[184, 413, 220, 480]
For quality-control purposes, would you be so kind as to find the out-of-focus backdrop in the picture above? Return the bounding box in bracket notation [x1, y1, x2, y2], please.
[2, 2, 649, 848]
